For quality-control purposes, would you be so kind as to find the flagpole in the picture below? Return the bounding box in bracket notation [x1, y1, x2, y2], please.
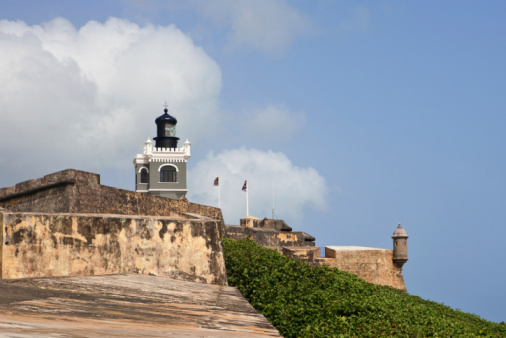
[246, 180, 249, 217]
[214, 177, 221, 208]
[272, 180, 274, 219]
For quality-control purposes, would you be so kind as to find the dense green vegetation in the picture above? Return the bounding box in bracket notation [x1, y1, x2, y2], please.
[223, 238, 506, 337]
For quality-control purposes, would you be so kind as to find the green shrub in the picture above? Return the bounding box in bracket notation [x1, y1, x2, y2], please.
[223, 238, 506, 337]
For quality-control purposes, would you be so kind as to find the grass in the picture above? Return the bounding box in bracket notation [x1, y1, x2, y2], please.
[223, 238, 506, 337]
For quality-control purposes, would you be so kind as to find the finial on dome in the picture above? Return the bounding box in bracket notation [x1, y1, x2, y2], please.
[163, 101, 169, 114]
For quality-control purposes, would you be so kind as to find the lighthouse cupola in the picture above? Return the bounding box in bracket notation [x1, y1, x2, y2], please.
[153, 107, 180, 148]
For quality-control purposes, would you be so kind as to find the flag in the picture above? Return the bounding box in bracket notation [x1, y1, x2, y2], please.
[242, 180, 247, 192]
[214, 177, 219, 186]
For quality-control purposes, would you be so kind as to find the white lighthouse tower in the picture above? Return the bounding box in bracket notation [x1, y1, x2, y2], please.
[133, 107, 191, 199]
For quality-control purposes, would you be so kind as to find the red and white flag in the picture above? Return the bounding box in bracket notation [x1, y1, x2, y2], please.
[242, 180, 247, 192]
[214, 177, 219, 186]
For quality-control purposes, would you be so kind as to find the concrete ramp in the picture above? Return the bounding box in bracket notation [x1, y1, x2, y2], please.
[0, 274, 280, 337]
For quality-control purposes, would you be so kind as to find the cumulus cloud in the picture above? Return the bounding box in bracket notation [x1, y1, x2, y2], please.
[0, 17, 222, 183]
[0, 16, 328, 226]
[244, 104, 306, 141]
[187, 148, 327, 227]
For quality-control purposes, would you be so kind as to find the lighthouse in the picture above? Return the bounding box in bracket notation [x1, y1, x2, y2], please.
[133, 106, 191, 199]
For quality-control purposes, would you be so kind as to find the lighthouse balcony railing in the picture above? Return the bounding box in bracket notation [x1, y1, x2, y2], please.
[152, 147, 186, 153]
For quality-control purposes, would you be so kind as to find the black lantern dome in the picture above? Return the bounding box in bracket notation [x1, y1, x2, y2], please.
[153, 108, 180, 148]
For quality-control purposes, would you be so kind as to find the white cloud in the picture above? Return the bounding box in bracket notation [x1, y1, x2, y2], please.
[0, 17, 222, 183]
[244, 104, 306, 141]
[0, 16, 327, 226]
[187, 148, 327, 227]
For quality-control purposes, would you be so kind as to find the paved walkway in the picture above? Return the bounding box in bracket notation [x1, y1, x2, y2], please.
[0, 274, 281, 337]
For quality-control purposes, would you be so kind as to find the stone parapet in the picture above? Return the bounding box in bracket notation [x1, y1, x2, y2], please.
[0, 169, 97, 201]
[282, 246, 321, 261]
[240, 217, 292, 231]
[0, 169, 224, 223]
[99, 185, 224, 222]
[225, 225, 315, 252]
[0, 169, 92, 213]
[225, 217, 406, 290]
[324, 246, 406, 290]
[0, 210, 227, 285]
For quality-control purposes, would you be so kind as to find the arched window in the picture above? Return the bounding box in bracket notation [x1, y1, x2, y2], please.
[160, 166, 177, 182]
[140, 168, 148, 184]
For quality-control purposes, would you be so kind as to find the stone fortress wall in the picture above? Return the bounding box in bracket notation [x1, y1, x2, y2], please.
[0, 211, 226, 284]
[0, 169, 226, 284]
[0, 169, 407, 291]
[0, 169, 223, 221]
[227, 216, 407, 290]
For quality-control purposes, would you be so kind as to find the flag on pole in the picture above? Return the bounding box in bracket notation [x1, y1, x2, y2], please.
[242, 180, 247, 192]
[214, 177, 221, 208]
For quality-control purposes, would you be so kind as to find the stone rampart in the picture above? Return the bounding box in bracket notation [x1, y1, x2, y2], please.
[226, 217, 406, 290]
[240, 216, 292, 231]
[324, 246, 406, 290]
[0, 210, 227, 284]
[99, 185, 223, 221]
[0, 169, 223, 222]
[225, 225, 315, 252]
[0, 169, 83, 214]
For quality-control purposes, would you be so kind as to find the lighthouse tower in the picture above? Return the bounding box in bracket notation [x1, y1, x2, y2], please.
[133, 107, 191, 199]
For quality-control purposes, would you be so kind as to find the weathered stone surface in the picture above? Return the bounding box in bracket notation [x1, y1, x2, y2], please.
[0, 169, 80, 214]
[226, 218, 407, 290]
[1, 211, 227, 285]
[225, 225, 315, 252]
[0, 274, 281, 337]
[0, 169, 224, 222]
[282, 246, 321, 261]
[324, 246, 406, 290]
[240, 216, 261, 228]
[1, 170, 408, 292]
[240, 217, 292, 231]
[99, 185, 224, 221]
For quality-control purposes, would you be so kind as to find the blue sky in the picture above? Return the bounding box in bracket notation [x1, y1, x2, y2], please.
[1, 0, 505, 323]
